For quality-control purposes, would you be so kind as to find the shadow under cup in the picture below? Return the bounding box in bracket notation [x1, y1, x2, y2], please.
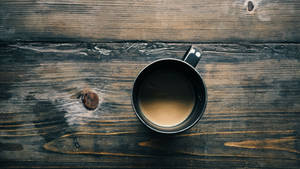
[132, 59, 207, 134]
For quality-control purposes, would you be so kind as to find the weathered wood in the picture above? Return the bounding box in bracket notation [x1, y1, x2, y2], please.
[0, 43, 300, 168]
[1, 0, 300, 42]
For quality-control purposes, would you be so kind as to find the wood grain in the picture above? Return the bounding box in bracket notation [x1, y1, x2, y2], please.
[1, 0, 300, 42]
[0, 43, 300, 168]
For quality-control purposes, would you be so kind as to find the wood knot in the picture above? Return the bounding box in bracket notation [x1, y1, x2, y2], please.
[80, 89, 99, 110]
[247, 1, 254, 12]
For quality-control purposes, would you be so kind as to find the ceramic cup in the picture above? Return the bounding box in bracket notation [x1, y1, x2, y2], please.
[132, 46, 207, 134]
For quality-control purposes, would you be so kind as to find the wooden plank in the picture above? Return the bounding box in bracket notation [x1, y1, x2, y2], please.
[1, 0, 300, 42]
[0, 43, 300, 168]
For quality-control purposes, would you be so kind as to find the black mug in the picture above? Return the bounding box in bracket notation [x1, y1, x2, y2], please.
[132, 46, 207, 134]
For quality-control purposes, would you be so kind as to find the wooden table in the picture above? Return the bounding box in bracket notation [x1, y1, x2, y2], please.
[1, 0, 300, 168]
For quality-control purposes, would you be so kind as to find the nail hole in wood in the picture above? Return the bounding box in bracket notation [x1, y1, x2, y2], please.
[248, 1, 254, 12]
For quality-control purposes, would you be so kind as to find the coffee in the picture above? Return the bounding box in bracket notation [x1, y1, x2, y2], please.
[138, 69, 195, 127]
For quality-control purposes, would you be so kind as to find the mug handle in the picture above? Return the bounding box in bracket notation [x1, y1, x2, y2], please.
[183, 46, 202, 67]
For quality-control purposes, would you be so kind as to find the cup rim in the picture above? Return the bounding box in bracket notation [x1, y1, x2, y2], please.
[131, 58, 207, 134]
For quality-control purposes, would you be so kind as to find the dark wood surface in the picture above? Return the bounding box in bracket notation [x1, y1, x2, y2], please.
[1, 0, 300, 42]
[0, 43, 299, 168]
[1, 0, 300, 168]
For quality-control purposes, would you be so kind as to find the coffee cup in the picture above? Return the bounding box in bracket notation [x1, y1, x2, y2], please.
[132, 46, 207, 134]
